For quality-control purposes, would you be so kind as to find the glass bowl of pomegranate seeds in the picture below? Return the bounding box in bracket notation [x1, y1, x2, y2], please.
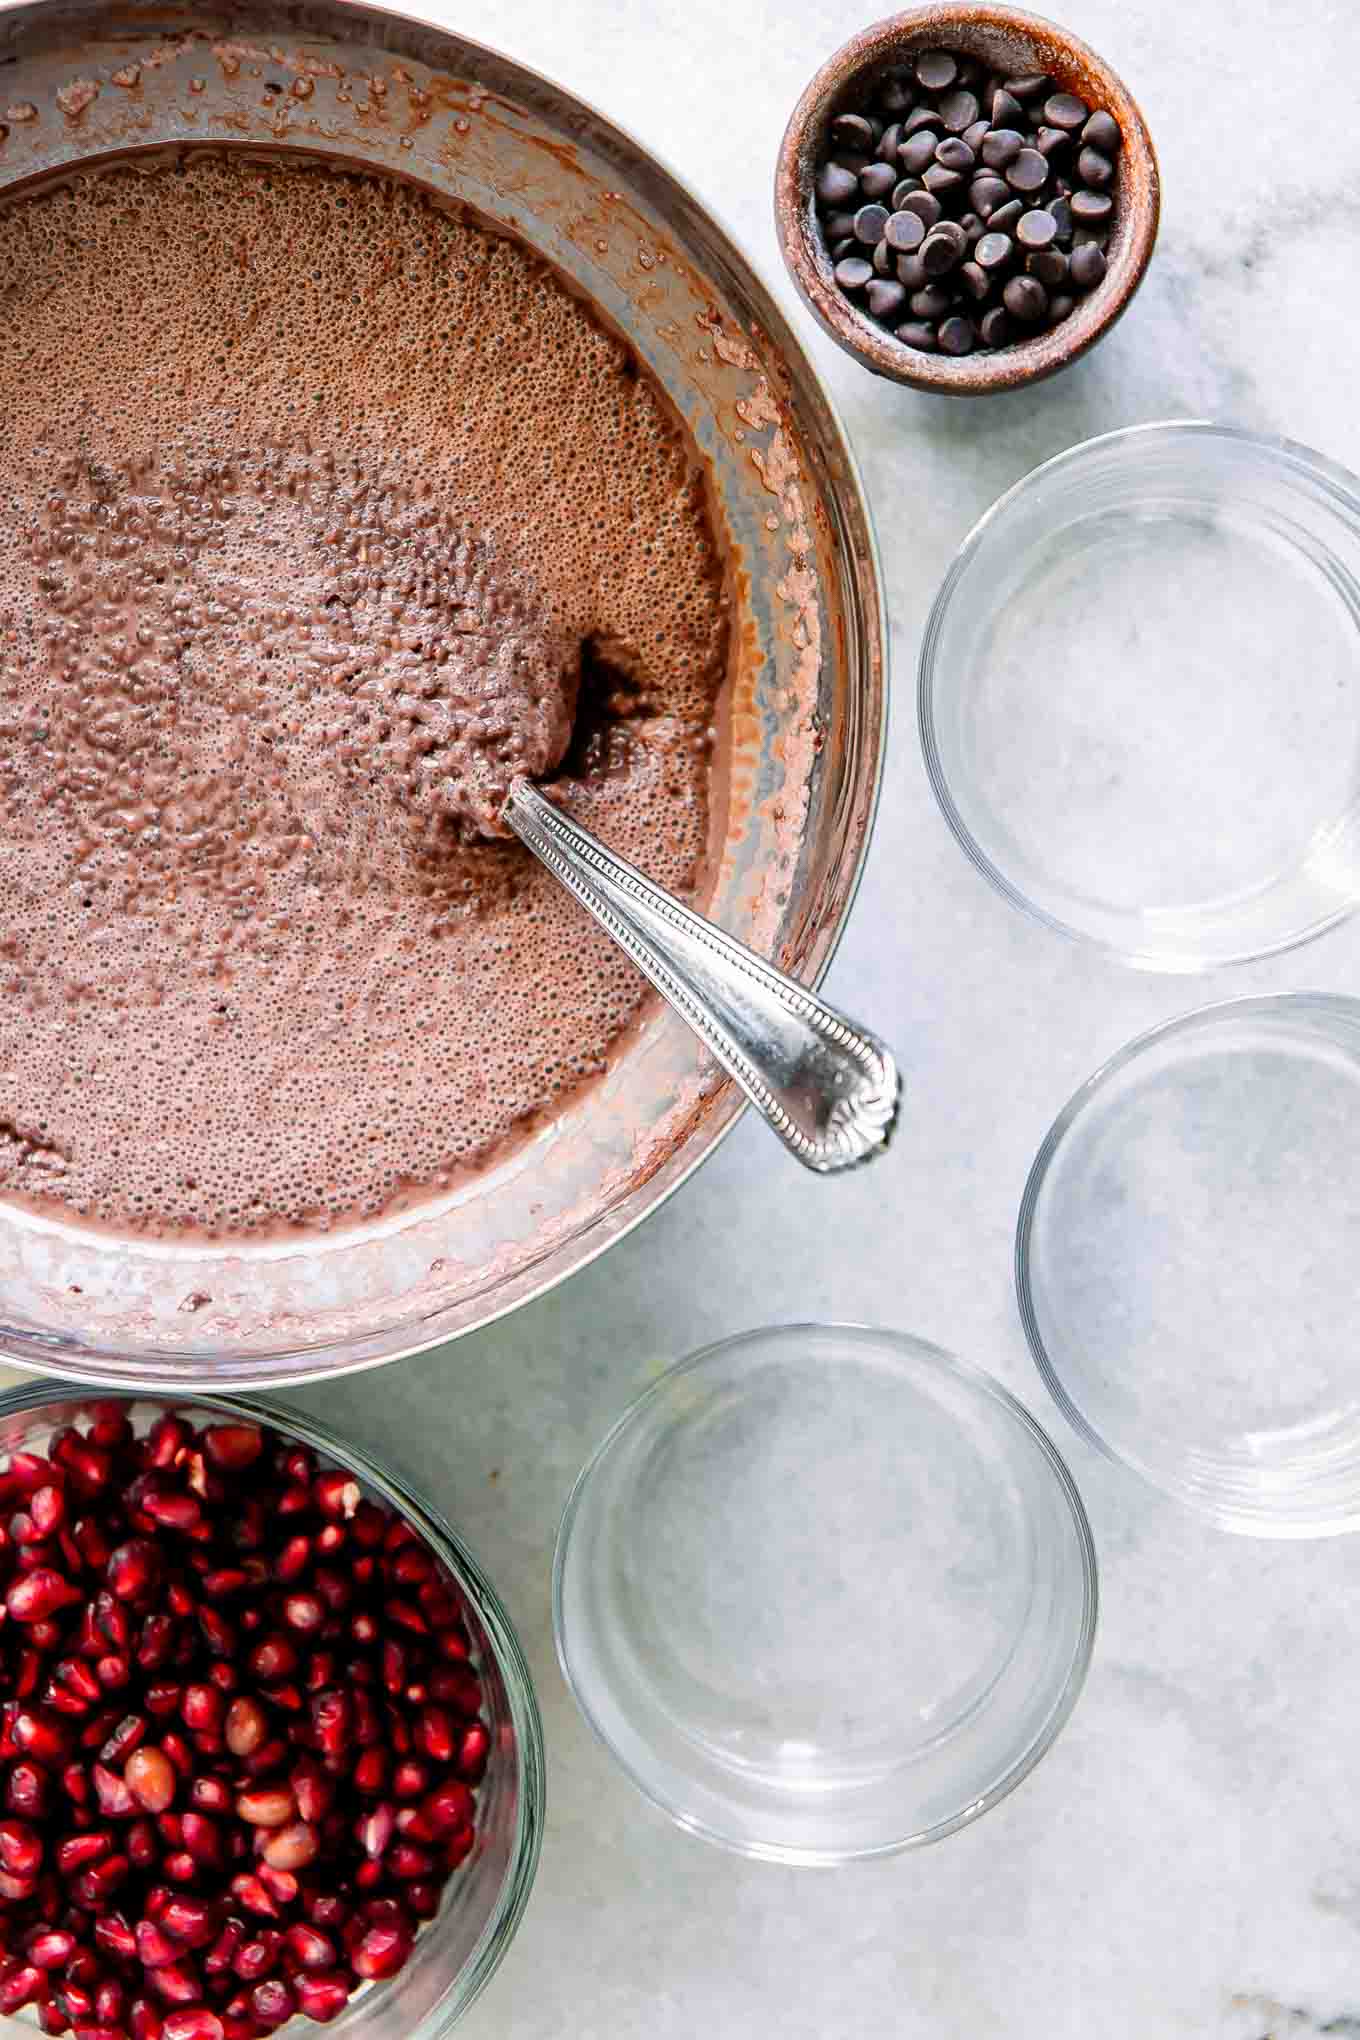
[0, 1387, 544, 2039]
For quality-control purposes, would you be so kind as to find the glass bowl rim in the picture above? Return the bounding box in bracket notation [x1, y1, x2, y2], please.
[1015, 990, 1360, 1537]
[551, 1319, 1099, 1864]
[0, 1378, 546, 2031]
[916, 418, 1360, 971]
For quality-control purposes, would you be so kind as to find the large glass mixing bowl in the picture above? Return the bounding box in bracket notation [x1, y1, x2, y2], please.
[0, 0, 885, 1386]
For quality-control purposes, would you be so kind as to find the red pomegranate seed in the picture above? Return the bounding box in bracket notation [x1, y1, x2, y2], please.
[272, 1536, 311, 1586]
[304, 1651, 335, 1693]
[388, 1840, 434, 1880]
[386, 1599, 428, 1636]
[202, 1426, 264, 1473]
[352, 1747, 387, 1795]
[445, 1821, 476, 1871]
[352, 1919, 413, 1980]
[0, 1964, 46, 2013]
[136, 1614, 177, 1671]
[42, 1679, 90, 1719]
[392, 1758, 429, 1801]
[204, 1919, 246, 1975]
[167, 1582, 196, 1620]
[25, 1927, 76, 1969]
[6, 1569, 81, 1622]
[136, 1918, 181, 1969]
[314, 1524, 346, 1560]
[101, 1712, 147, 1765]
[435, 1625, 472, 1663]
[180, 1684, 222, 1737]
[406, 1878, 442, 1920]
[357, 1802, 394, 1860]
[280, 1592, 325, 1634]
[56, 1830, 111, 1873]
[309, 1689, 350, 1758]
[229, 1874, 278, 1920]
[144, 1680, 182, 1720]
[223, 1697, 266, 1758]
[206, 1663, 239, 1696]
[430, 1664, 482, 1716]
[423, 1780, 475, 1833]
[127, 1745, 177, 1812]
[72, 1851, 130, 1905]
[130, 1998, 165, 2040]
[146, 1958, 202, 2006]
[257, 1864, 299, 1908]
[95, 1911, 137, 1960]
[247, 1635, 296, 1682]
[284, 1922, 335, 1971]
[395, 1804, 438, 1843]
[107, 1540, 162, 1605]
[235, 1788, 294, 1830]
[293, 1972, 350, 2022]
[128, 1817, 161, 1869]
[232, 1930, 281, 1981]
[96, 1654, 132, 1691]
[197, 1607, 235, 1657]
[88, 1404, 135, 1449]
[241, 1737, 290, 1779]
[29, 1486, 66, 1537]
[190, 1776, 231, 1815]
[146, 1415, 191, 1469]
[54, 1657, 102, 1707]
[92, 1762, 136, 1816]
[97, 1979, 127, 2025]
[160, 1730, 193, 1778]
[4, 1760, 49, 1818]
[181, 1812, 223, 1867]
[161, 2012, 224, 2040]
[57, 1438, 112, 1499]
[313, 1472, 361, 1521]
[457, 1720, 491, 1780]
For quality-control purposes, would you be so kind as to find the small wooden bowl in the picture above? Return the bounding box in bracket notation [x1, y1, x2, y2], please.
[775, 4, 1160, 394]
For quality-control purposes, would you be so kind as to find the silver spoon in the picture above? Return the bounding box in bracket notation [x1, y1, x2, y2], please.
[504, 780, 899, 1173]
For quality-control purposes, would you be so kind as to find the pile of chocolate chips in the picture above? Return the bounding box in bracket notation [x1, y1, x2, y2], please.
[813, 50, 1121, 356]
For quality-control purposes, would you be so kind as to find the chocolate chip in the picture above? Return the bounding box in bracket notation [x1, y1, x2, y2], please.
[1006, 148, 1049, 193]
[892, 177, 922, 208]
[969, 173, 1010, 217]
[1004, 74, 1050, 101]
[975, 231, 1013, 270]
[898, 130, 939, 175]
[1068, 240, 1107, 289]
[866, 278, 908, 320]
[833, 255, 874, 290]
[937, 89, 980, 134]
[885, 209, 927, 251]
[938, 314, 975, 354]
[852, 203, 890, 244]
[987, 198, 1024, 234]
[910, 283, 953, 318]
[902, 105, 942, 137]
[921, 222, 967, 274]
[990, 86, 1024, 127]
[1049, 292, 1076, 321]
[979, 305, 1011, 346]
[914, 49, 957, 91]
[1070, 187, 1113, 224]
[1048, 195, 1073, 242]
[871, 238, 892, 273]
[936, 136, 976, 172]
[898, 320, 938, 350]
[1044, 92, 1088, 130]
[1082, 109, 1121, 153]
[1036, 126, 1073, 159]
[1026, 247, 1068, 285]
[859, 161, 898, 199]
[880, 73, 914, 116]
[895, 252, 928, 288]
[815, 163, 859, 207]
[957, 261, 990, 302]
[1016, 207, 1057, 249]
[959, 211, 985, 242]
[963, 117, 993, 153]
[831, 113, 876, 150]
[923, 164, 966, 197]
[824, 210, 857, 241]
[875, 123, 905, 163]
[828, 238, 854, 260]
[981, 128, 1024, 168]
[900, 189, 943, 226]
[1077, 146, 1114, 189]
[1003, 274, 1048, 321]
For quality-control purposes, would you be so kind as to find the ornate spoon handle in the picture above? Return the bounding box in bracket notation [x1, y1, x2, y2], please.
[504, 781, 900, 1173]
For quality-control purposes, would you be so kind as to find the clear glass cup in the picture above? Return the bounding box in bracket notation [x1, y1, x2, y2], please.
[919, 422, 1360, 971]
[1018, 995, 1360, 1536]
[554, 1325, 1097, 1862]
[0, 1383, 545, 2031]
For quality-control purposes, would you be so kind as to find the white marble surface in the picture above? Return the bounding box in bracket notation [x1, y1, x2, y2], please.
[265, 0, 1360, 2033]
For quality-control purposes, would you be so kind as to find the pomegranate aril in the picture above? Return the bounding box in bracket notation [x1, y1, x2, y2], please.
[0, 1867, 38, 1899]
[198, 1608, 236, 1658]
[137, 1919, 182, 1969]
[5, 1759, 50, 1817]
[126, 1745, 177, 1812]
[180, 1685, 223, 1737]
[351, 1687, 381, 1748]
[94, 1912, 137, 1961]
[145, 1681, 183, 1720]
[190, 1777, 232, 1815]
[224, 1698, 266, 1758]
[96, 1654, 131, 1691]
[92, 1762, 136, 1816]
[261, 1820, 317, 1871]
[161, 2013, 224, 2040]
[293, 1973, 350, 2022]
[229, 1875, 279, 1920]
[37, 2005, 70, 2036]
[107, 1541, 162, 1605]
[435, 1625, 472, 1663]
[388, 1841, 434, 1880]
[205, 1919, 246, 1975]
[424, 1779, 475, 1833]
[280, 1592, 325, 1634]
[357, 1801, 394, 1860]
[163, 1849, 200, 1884]
[445, 1821, 476, 1871]
[0, 1820, 45, 1881]
[7, 1568, 81, 1622]
[100, 1713, 147, 1762]
[352, 1920, 413, 1980]
[406, 1879, 442, 1921]
[392, 1759, 429, 1801]
[162, 1895, 218, 1946]
[353, 1747, 387, 1795]
[128, 1817, 161, 1869]
[0, 1964, 46, 2013]
[386, 1599, 428, 1636]
[284, 1922, 335, 1970]
[430, 1665, 482, 1716]
[203, 1426, 264, 1473]
[25, 1928, 76, 1969]
[137, 1614, 177, 1671]
[29, 1486, 66, 1537]
[55, 1438, 112, 1500]
[55, 1658, 103, 1707]
[88, 1405, 135, 1450]
[457, 1720, 491, 1779]
[414, 1704, 455, 1763]
[130, 2000, 165, 2040]
[233, 1930, 281, 1982]
[146, 1415, 192, 1469]
[72, 1851, 129, 1905]
[312, 1472, 361, 1521]
[236, 1788, 294, 1829]
[247, 1636, 296, 1682]
[43, 1679, 91, 1719]
[56, 1832, 111, 1873]
[147, 1958, 203, 2006]
[241, 1738, 290, 1779]
[257, 1864, 299, 1908]
[181, 1813, 224, 1867]
[161, 1731, 194, 1778]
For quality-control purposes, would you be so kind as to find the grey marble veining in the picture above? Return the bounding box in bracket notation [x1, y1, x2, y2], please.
[262, 0, 1359, 2032]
